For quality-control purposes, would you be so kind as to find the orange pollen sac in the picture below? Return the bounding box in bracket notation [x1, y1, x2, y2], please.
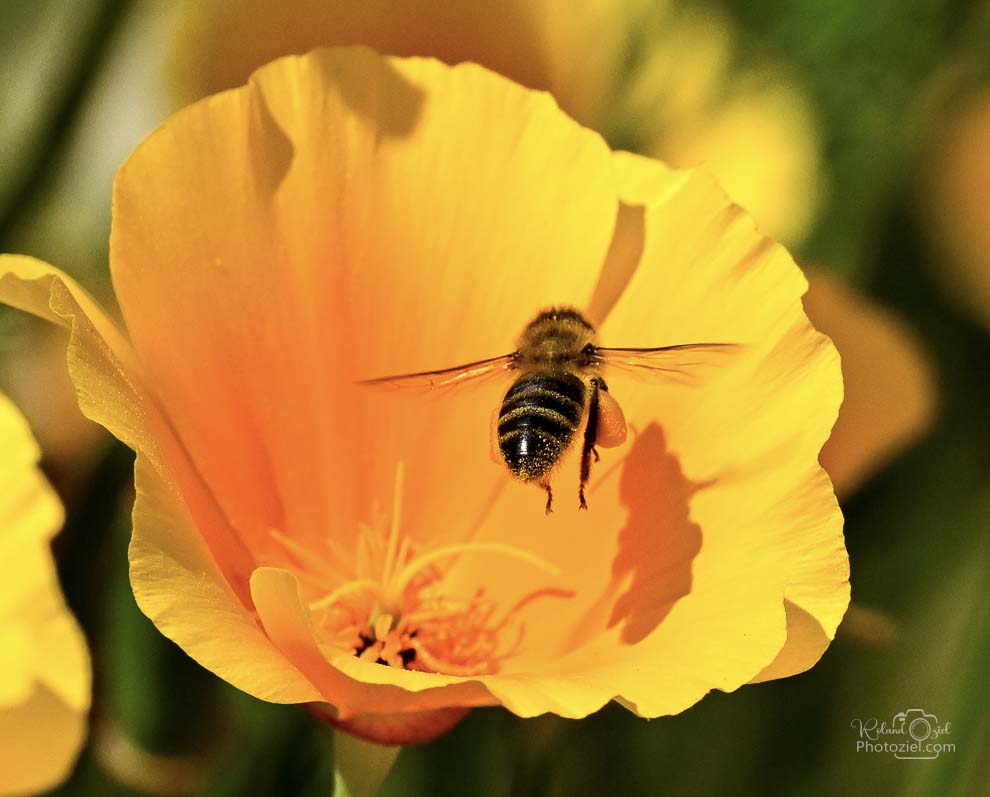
[270, 464, 570, 677]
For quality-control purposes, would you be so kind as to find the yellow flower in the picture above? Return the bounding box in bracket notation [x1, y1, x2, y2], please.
[169, 0, 821, 246]
[0, 49, 846, 743]
[0, 391, 90, 795]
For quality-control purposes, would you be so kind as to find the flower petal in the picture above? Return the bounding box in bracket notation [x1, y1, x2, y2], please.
[747, 467, 849, 683]
[804, 270, 936, 495]
[129, 453, 321, 704]
[111, 48, 619, 560]
[599, 153, 847, 684]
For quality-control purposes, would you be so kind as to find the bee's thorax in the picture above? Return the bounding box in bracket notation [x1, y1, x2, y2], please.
[515, 306, 597, 371]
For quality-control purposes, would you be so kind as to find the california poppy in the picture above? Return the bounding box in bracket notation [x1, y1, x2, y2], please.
[0, 48, 847, 743]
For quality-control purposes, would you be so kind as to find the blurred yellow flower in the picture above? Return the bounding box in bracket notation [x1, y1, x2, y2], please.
[922, 86, 990, 328]
[170, 0, 822, 246]
[0, 49, 847, 743]
[0, 391, 90, 795]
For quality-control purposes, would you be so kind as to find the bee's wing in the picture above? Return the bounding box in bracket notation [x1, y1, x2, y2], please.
[356, 353, 518, 394]
[592, 343, 742, 386]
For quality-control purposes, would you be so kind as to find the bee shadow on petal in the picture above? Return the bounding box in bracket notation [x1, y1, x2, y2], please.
[606, 422, 704, 645]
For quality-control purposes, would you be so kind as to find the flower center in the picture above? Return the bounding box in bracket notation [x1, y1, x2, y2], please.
[269, 463, 572, 676]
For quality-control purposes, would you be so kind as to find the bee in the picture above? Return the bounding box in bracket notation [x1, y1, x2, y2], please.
[360, 306, 736, 513]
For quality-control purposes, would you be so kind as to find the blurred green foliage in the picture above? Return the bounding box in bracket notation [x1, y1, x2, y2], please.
[1, 0, 989, 795]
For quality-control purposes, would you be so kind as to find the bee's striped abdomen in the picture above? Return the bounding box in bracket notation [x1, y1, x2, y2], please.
[497, 371, 586, 482]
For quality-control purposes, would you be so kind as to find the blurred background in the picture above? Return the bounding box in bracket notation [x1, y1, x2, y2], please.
[1, 0, 989, 794]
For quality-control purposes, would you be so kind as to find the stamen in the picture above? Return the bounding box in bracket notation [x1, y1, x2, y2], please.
[374, 613, 394, 640]
[269, 528, 341, 579]
[388, 541, 562, 604]
[381, 462, 405, 586]
[394, 536, 412, 579]
[356, 526, 373, 578]
[492, 587, 576, 632]
[409, 641, 492, 677]
[308, 578, 381, 612]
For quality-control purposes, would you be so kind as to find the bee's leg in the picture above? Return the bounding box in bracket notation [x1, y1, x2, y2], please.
[540, 481, 553, 515]
[580, 378, 606, 510]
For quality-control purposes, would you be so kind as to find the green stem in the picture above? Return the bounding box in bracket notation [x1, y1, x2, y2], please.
[333, 732, 401, 797]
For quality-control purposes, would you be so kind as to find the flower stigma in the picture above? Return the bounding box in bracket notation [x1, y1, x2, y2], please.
[269, 463, 573, 677]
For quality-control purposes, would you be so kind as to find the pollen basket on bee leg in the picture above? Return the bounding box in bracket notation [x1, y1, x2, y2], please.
[595, 389, 627, 448]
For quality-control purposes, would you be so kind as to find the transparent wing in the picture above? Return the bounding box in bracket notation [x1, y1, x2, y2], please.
[356, 352, 518, 393]
[592, 343, 742, 386]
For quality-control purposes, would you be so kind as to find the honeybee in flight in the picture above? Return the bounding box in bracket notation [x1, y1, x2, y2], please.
[360, 307, 736, 513]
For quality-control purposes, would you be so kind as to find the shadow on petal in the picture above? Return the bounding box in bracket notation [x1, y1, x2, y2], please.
[586, 201, 645, 327]
[246, 83, 294, 196]
[340, 54, 424, 137]
[310, 47, 425, 138]
[607, 422, 703, 645]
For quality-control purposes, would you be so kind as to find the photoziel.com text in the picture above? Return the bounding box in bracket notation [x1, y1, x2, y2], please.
[850, 709, 955, 760]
